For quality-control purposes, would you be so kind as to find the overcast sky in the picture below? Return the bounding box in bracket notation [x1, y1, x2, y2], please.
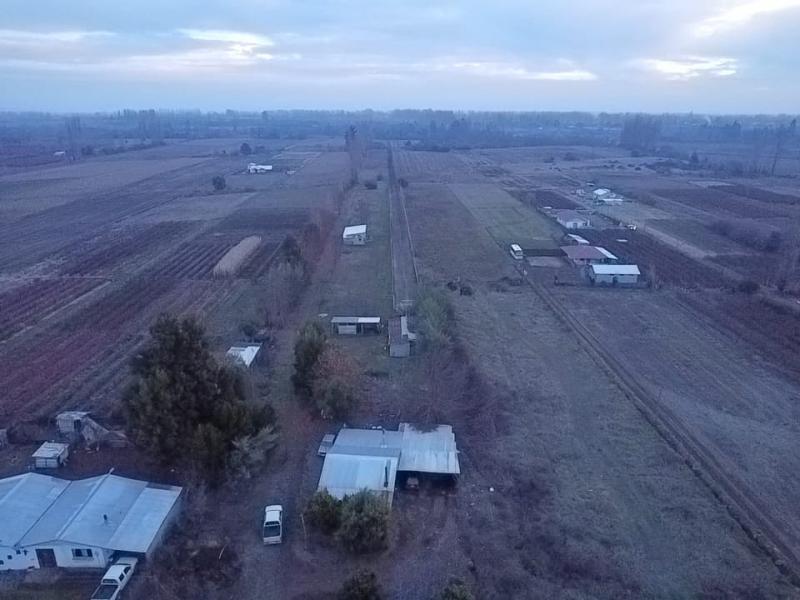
[1, 0, 798, 114]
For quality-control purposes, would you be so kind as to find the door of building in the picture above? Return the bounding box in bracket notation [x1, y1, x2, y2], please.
[35, 548, 57, 568]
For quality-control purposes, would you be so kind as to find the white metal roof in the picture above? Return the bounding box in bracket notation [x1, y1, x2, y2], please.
[0, 473, 69, 547]
[567, 234, 589, 245]
[593, 188, 611, 196]
[398, 424, 460, 475]
[342, 224, 367, 237]
[591, 264, 640, 275]
[595, 247, 618, 260]
[17, 474, 181, 553]
[32, 442, 69, 459]
[226, 344, 261, 368]
[330, 316, 381, 325]
[318, 453, 398, 500]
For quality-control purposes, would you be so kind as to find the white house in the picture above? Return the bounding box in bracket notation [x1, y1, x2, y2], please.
[247, 163, 273, 174]
[0, 473, 182, 571]
[589, 264, 640, 285]
[32, 442, 69, 469]
[342, 224, 367, 245]
[554, 210, 591, 230]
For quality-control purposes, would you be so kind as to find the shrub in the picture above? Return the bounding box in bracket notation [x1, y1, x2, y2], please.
[398, 177, 409, 188]
[337, 491, 389, 554]
[338, 570, 382, 600]
[312, 346, 359, 419]
[240, 142, 252, 155]
[291, 321, 327, 397]
[212, 175, 226, 191]
[415, 287, 454, 350]
[304, 489, 342, 534]
[440, 579, 474, 600]
[364, 180, 378, 190]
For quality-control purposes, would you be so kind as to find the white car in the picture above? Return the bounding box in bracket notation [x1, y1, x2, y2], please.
[263, 504, 283, 544]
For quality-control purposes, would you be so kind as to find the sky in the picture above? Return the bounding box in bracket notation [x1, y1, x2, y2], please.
[0, 0, 799, 114]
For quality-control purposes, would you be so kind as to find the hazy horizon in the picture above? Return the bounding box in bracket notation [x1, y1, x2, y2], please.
[2, 0, 799, 114]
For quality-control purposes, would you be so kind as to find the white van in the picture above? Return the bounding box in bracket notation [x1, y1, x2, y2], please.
[509, 244, 524, 260]
[263, 504, 283, 544]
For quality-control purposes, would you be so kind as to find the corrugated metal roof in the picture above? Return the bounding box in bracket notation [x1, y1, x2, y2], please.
[591, 264, 640, 275]
[18, 474, 181, 553]
[227, 344, 261, 367]
[342, 224, 367, 237]
[0, 473, 69, 547]
[595, 247, 618, 260]
[398, 424, 460, 475]
[318, 454, 398, 502]
[32, 442, 69, 459]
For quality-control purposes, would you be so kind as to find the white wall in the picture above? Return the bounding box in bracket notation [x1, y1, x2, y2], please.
[0, 545, 38, 571]
[48, 543, 110, 568]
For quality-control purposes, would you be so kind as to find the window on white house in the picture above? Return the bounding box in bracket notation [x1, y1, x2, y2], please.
[71, 548, 94, 559]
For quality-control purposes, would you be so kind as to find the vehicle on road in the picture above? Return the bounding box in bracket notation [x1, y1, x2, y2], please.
[509, 243, 524, 260]
[263, 504, 283, 544]
[90, 557, 138, 600]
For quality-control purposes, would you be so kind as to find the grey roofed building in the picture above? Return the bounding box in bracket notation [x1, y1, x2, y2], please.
[0, 472, 181, 570]
[0, 473, 69, 548]
[317, 424, 460, 506]
[20, 474, 181, 554]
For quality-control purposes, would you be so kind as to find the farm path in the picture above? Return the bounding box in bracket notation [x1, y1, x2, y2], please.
[388, 148, 418, 312]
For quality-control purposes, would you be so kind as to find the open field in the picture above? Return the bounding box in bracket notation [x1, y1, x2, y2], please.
[0, 138, 349, 425]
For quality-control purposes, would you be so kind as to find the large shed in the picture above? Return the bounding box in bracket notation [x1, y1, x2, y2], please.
[561, 245, 618, 266]
[317, 424, 460, 506]
[553, 210, 591, 230]
[331, 316, 382, 335]
[589, 264, 640, 285]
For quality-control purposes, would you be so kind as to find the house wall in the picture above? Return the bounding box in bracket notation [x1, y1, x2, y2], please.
[0, 545, 38, 571]
[49, 543, 110, 568]
[593, 273, 638, 285]
[343, 233, 366, 245]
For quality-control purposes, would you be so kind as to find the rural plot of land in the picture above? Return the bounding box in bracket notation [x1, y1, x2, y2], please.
[557, 287, 800, 563]
[448, 183, 562, 250]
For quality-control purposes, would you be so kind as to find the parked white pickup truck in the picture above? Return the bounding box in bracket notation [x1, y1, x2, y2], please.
[90, 557, 138, 600]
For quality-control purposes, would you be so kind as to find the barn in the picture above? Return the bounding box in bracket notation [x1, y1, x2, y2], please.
[561, 245, 618, 266]
[589, 264, 640, 285]
[553, 210, 591, 230]
[0, 473, 182, 571]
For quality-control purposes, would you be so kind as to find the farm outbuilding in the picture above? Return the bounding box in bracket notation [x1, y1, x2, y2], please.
[342, 224, 367, 245]
[32, 442, 69, 469]
[561, 245, 618, 266]
[226, 344, 262, 368]
[56, 411, 128, 448]
[0, 473, 182, 571]
[317, 424, 460, 506]
[589, 264, 641, 285]
[331, 316, 382, 335]
[247, 163, 273, 174]
[553, 210, 591, 230]
[388, 316, 416, 358]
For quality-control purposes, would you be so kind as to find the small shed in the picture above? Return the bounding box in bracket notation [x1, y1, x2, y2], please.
[342, 225, 367, 245]
[226, 344, 262, 368]
[388, 316, 416, 358]
[32, 442, 69, 469]
[589, 264, 640, 285]
[566, 234, 590, 245]
[247, 163, 273, 174]
[554, 210, 591, 230]
[56, 411, 90, 439]
[331, 316, 382, 335]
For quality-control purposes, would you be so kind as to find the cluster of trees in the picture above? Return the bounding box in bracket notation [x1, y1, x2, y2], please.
[620, 115, 661, 151]
[123, 315, 277, 483]
[305, 490, 389, 553]
[292, 321, 359, 419]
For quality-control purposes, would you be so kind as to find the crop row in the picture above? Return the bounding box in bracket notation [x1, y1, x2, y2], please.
[0, 277, 106, 341]
[655, 188, 788, 219]
[146, 239, 234, 279]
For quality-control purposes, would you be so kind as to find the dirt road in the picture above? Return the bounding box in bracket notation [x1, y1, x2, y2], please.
[388, 148, 418, 312]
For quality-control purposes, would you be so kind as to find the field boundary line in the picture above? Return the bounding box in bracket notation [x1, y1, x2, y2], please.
[525, 274, 800, 588]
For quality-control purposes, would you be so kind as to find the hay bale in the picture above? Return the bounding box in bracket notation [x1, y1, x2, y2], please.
[213, 236, 262, 277]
